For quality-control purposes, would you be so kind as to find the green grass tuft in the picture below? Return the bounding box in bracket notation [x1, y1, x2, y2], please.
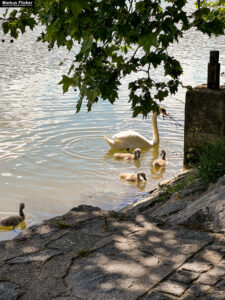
[108, 211, 118, 218]
[55, 221, 71, 229]
[193, 139, 225, 185]
[77, 248, 91, 257]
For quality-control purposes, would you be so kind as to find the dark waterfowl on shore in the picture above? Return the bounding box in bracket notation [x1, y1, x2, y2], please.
[0, 203, 25, 228]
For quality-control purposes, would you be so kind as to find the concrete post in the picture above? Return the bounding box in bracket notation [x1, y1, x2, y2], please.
[184, 85, 225, 166]
[184, 51, 225, 166]
[207, 51, 220, 89]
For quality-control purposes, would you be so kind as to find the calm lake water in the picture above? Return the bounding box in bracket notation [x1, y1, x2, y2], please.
[0, 7, 225, 240]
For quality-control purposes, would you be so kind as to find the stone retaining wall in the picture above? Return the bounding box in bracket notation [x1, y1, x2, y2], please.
[184, 85, 225, 166]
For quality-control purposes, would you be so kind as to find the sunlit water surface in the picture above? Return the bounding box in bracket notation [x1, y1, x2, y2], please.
[0, 7, 225, 240]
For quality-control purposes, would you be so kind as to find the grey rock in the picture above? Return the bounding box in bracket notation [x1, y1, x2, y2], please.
[15, 222, 59, 240]
[207, 244, 225, 255]
[167, 177, 225, 233]
[158, 170, 196, 188]
[60, 205, 108, 226]
[205, 291, 225, 300]
[182, 259, 212, 273]
[48, 223, 114, 253]
[182, 295, 197, 300]
[170, 269, 199, 284]
[121, 172, 225, 235]
[186, 283, 210, 296]
[65, 242, 174, 300]
[178, 181, 207, 198]
[52, 297, 82, 300]
[216, 279, 225, 290]
[7, 249, 62, 264]
[214, 175, 225, 186]
[120, 190, 163, 216]
[198, 266, 225, 285]
[151, 201, 190, 219]
[111, 220, 213, 270]
[196, 247, 224, 265]
[157, 280, 188, 296]
[64, 222, 212, 300]
[0, 282, 20, 300]
[144, 291, 173, 299]
[71, 205, 101, 212]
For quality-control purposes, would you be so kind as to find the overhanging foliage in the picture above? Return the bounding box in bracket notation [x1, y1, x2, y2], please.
[1, 0, 225, 117]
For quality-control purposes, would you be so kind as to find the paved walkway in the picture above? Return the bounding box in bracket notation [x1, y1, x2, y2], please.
[0, 204, 224, 299]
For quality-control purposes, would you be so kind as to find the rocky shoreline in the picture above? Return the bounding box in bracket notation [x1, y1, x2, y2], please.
[0, 171, 225, 299]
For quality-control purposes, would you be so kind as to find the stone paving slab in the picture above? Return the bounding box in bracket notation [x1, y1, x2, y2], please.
[6, 249, 62, 265]
[170, 269, 199, 284]
[52, 297, 82, 300]
[144, 291, 174, 299]
[157, 280, 188, 297]
[195, 246, 224, 265]
[205, 291, 225, 300]
[65, 242, 175, 300]
[198, 265, 225, 285]
[185, 283, 211, 296]
[151, 201, 190, 219]
[216, 277, 225, 290]
[181, 259, 212, 273]
[0, 281, 21, 300]
[0, 204, 224, 300]
[63, 212, 213, 299]
[0, 223, 69, 267]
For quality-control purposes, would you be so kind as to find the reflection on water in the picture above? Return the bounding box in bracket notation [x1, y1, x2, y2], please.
[0, 6, 225, 240]
[0, 221, 26, 232]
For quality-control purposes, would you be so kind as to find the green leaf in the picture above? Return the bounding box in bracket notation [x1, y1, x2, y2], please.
[204, 17, 225, 35]
[2, 22, 9, 34]
[9, 10, 17, 18]
[65, 0, 87, 18]
[3, 8, 9, 18]
[9, 24, 18, 38]
[0, 0, 224, 118]
[86, 89, 99, 102]
[58, 75, 74, 93]
[76, 98, 83, 113]
[80, 35, 93, 55]
[28, 18, 36, 30]
[138, 33, 158, 52]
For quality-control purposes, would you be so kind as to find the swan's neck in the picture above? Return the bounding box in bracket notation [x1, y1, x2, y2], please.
[152, 112, 159, 145]
[162, 152, 166, 160]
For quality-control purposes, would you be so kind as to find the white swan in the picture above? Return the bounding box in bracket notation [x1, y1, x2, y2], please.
[104, 106, 168, 149]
